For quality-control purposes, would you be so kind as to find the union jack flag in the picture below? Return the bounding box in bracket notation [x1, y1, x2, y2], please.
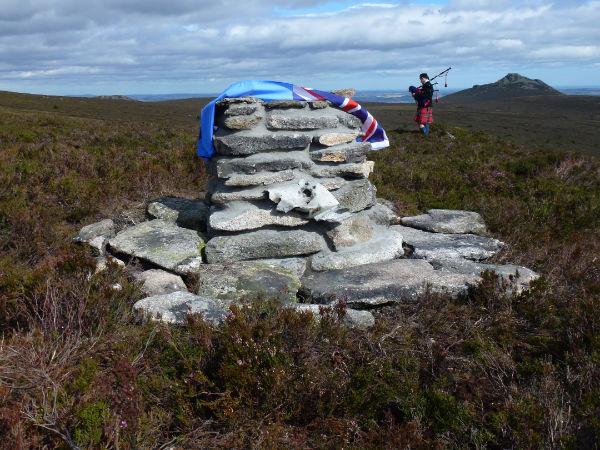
[198, 80, 389, 159]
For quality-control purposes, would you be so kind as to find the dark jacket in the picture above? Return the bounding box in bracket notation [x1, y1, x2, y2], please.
[414, 81, 433, 108]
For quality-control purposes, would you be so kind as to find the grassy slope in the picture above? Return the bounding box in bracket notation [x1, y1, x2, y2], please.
[0, 99, 599, 448]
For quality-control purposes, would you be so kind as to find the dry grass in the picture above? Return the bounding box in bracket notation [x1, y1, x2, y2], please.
[0, 103, 599, 448]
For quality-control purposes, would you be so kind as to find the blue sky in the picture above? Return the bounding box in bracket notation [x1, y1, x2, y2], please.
[0, 0, 599, 95]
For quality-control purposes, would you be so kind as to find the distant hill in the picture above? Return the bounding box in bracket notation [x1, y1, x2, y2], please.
[444, 73, 563, 102]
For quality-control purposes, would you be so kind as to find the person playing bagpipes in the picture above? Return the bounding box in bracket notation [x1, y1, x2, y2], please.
[409, 73, 434, 136]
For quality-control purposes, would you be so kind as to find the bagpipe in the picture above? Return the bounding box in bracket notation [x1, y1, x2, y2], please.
[409, 67, 452, 103]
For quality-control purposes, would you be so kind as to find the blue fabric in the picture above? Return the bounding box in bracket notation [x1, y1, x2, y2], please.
[197, 79, 389, 159]
[198, 80, 297, 159]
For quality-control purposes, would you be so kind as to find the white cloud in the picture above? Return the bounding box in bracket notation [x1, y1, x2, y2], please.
[0, 0, 598, 93]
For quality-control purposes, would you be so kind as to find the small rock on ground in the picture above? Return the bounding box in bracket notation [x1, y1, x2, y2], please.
[134, 291, 228, 325]
[134, 269, 188, 296]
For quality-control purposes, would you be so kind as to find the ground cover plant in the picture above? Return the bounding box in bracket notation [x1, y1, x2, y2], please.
[0, 103, 599, 448]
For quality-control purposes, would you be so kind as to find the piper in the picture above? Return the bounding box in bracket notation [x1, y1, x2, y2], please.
[409, 73, 434, 136]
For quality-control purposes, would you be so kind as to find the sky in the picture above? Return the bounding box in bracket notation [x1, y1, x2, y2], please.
[1, 0, 599, 95]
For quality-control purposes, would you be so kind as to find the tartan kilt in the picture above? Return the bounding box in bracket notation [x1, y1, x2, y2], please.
[414, 107, 433, 125]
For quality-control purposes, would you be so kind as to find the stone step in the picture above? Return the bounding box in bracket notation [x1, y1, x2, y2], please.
[300, 259, 479, 308]
[205, 229, 327, 263]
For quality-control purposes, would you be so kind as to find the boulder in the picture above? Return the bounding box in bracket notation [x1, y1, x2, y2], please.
[223, 103, 258, 116]
[264, 100, 306, 109]
[209, 201, 309, 232]
[205, 229, 327, 263]
[332, 178, 377, 213]
[310, 227, 404, 271]
[313, 132, 360, 147]
[224, 170, 295, 187]
[300, 259, 478, 308]
[256, 257, 307, 278]
[289, 304, 375, 329]
[74, 219, 115, 244]
[223, 114, 261, 130]
[401, 209, 487, 235]
[362, 202, 399, 226]
[214, 134, 311, 156]
[147, 197, 208, 231]
[134, 269, 188, 296]
[310, 160, 374, 179]
[393, 225, 504, 261]
[195, 261, 301, 305]
[213, 151, 312, 178]
[429, 257, 539, 294]
[268, 179, 339, 217]
[107, 219, 205, 271]
[309, 141, 370, 163]
[133, 291, 228, 325]
[327, 215, 375, 249]
[266, 113, 338, 130]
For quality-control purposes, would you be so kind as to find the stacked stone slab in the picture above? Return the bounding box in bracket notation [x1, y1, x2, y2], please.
[204, 97, 403, 271]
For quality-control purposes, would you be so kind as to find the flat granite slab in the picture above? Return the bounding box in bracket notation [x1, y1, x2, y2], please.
[300, 259, 478, 308]
[107, 219, 204, 271]
[401, 209, 487, 235]
[393, 225, 504, 261]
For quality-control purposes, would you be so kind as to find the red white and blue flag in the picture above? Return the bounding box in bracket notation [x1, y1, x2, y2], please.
[198, 80, 389, 159]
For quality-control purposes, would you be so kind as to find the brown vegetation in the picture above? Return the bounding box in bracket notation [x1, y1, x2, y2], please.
[0, 99, 599, 448]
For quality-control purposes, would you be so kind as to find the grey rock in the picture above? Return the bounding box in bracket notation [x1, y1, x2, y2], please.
[264, 100, 306, 109]
[214, 151, 312, 178]
[309, 101, 329, 109]
[205, 229, 327, 263]
[94, 255, 125, 274]
[313, 132, 360, 147]
[195, 261, 301, 305]
[133, 291, 228, 325]
[393, 225, 504, 261]
[331, 88, 356, 97]
[362, 203, 399, 226]
[332, 179, 377, 213]
[223, 114, 261, 130]
[217, 97, 261, 106]
[134, 269, 188, 296]
[209, 183, 269, 204]
[268, 179, 339, 217]
[310, 142, 370, 163]
[401, 209, 487, 235]
[214, 134, 311, 156]
[310, 227, 404, 271]
[174, 256, 204, 276]
[289, 304, 375, 329]
[327, 215, 375, 249]
[224, 170, 295, 187]
[429, 257, 539, 294]
[256, 257, 307, 278]
[147, 197, 208, 231]
[223, 103, 258, 116]
[87, 236, 107, 255]
[266, 113, 338, 131]
[74, 219, 115, 243]
[300, 259, 478, 308]
[209, 201, 309, 232]
[337, 114, 362, 129]
[108, 219, 205, 271]
[310, 160, 374, 179]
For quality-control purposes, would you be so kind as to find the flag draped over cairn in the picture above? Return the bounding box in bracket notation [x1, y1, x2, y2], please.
[197, 80, 389, 159]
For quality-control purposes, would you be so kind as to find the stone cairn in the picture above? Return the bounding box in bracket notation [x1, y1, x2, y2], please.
[74, 96, 539, 328]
